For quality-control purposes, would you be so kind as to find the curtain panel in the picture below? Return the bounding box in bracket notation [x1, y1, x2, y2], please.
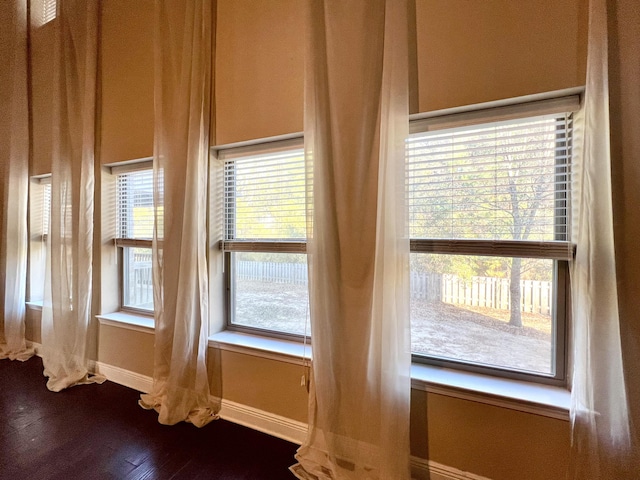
[40, 0, 104, 392]
[569, 0, 640, 477]
[0, 0, 32, 362]
[139, 0, 218, 427]
[292, 1, 412, 478]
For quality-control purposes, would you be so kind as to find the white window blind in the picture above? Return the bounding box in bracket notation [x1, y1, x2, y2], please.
[43, 0, 56, 24]
[43, 183, 51, 236]
[222, 146, 306, 243]
[407, 114, 572, 244]
[116, 169, 155, 240]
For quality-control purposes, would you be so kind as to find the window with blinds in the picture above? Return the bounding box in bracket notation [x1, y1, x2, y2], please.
[29, 177, 52, 303]
[408, 110, 573, 382]
[115, 167, 156, 312]
[220, 140, 309, 337]
[43, 183, 51, 236]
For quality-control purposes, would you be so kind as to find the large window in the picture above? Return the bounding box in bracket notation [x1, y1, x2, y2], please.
[408, 110, 573, 382]
[115, 167, 156, 312]
[221, 97, 576, 383]
[220, 140, 309, 337]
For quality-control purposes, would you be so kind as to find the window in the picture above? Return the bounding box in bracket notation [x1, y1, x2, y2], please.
[28, 176, 51, 303]
[220, 95, 576, 384]
[115, 167, 156, 312]
[408, 106, 574, 382]
[220, 139, 309, 337]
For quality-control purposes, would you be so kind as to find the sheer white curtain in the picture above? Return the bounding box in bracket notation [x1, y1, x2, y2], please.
[569, 0, 640, 477]
[0, 0, 32, 362]
[40, 0, 104, 392]
[292, 1, 411, 478]
[139, 0, 218, 427]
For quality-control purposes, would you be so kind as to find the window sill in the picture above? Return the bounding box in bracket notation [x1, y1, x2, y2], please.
[410, 363, 570, 420]
[209, 330, 312, 365]
[209, 331, 570, 421]
[96, 311, 154, 334]
[91, 313, 570, 421]
[26, 300, 43, 311]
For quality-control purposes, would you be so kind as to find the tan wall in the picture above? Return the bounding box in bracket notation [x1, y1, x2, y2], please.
[100, 0, 154, 164]
[28, 0, 588, 159]
[214, 0, 587, 144]
[97, 324, 154, 377]
[415, 0, 588, 112]
[29, 21, 55, 176]
[25, 308, 42, 344]
[411, 390, 570, 480]
[215, 0, 305, 145]
[219, 350, 309, 423]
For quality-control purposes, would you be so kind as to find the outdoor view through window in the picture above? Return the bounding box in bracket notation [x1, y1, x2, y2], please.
[226, 113, 571, 379]
[408, 114, 571, 376]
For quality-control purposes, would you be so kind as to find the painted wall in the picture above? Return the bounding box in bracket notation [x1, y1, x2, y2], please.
[415, 0, 588, 112]
[214, 0, 587, 144]
[22, 1, 589, 479]
[214, 0, 305, 145]
[100, 0, 154, 165]
[29, 20, 55, 176]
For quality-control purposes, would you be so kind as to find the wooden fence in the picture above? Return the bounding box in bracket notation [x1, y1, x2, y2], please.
[430, 274, 551, 315]
[237, 260, 308, 285]
[128, 250, 153, 308]
[125, 259, 552, 316]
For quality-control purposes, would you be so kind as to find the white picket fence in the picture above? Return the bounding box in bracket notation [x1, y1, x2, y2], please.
[237, 260, 308, 285]
[440, 274, 552, 315]
[237, 261, 552, 316]
[127, 251, 153, 308]
[128, 260, 552, 316]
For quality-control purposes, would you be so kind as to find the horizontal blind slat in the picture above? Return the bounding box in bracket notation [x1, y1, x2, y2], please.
[407, 113, 572, 243]
[224, 147, 307, 242]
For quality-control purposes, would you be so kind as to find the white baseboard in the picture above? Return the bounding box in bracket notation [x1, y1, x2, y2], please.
[29, 353, 491, 480]
[94, 361, 153, 393]
[218, 399, 308, 445]
[411, 456, 492, 480]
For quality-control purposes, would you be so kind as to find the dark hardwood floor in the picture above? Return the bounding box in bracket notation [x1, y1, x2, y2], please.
[0, 357, 298, 479]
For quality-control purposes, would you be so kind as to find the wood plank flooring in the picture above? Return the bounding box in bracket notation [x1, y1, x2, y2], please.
[0, 357, 298, 479]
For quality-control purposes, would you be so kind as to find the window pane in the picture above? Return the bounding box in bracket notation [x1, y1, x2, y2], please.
[231, 252, 309, 335]
[123, 247, 153, 310]
[407, 115, 571, 242]
[411, 253, 555, 375]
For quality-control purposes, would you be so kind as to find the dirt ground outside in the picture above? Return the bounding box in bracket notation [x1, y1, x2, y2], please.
[234, 279, 553, 375]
